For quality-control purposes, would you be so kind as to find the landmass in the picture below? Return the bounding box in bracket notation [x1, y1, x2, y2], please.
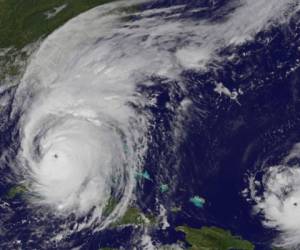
[0, 0, 119, 48]
[103, 198, 156, 227]
[0, 0, 118, 83]
[111, 206, 156, 227]
[176, 226, 254, 250]
[5, 185, 27, 199]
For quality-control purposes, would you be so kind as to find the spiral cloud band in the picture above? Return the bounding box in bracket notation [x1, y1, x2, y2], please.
[245, 143, 300, 248]
[12, 0, 153, 228]
[16, 50, 146, 222]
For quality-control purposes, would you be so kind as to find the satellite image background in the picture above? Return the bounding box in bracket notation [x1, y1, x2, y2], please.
[0, 0, 300, 249]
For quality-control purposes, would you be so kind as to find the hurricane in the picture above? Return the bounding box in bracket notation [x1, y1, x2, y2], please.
[1, 0, 300, 249]
[244, 142, 300, 248]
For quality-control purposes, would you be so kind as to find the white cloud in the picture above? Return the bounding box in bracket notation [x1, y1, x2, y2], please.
[246, 162, 300, 247]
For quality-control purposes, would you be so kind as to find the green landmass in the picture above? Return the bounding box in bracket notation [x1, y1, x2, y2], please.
[102, 197, 118, 217]
[0, 0, 119, 48]
[0, 47, 31, 84]
[176, 226, 254, 250]
[102, 198, 156, 227]
[0, 0, 141, 83]
[5, 185, 27, 199]
[0, 0, 114, 83]
[111, 206, 156, 227]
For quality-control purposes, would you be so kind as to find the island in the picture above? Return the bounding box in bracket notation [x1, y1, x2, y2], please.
[176, 226, 254, 250]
